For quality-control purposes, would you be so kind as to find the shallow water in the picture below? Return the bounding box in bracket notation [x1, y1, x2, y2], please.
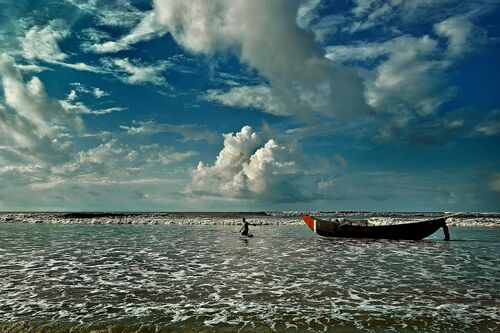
[0, 223, 498, 332]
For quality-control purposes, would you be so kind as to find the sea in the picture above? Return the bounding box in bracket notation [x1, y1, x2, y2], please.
[0, 212, 499, 332]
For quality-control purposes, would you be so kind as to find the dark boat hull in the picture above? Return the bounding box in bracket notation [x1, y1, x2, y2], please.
[302, 215, 450, 240]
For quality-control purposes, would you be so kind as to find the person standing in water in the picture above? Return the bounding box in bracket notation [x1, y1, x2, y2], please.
[239, 217, 256, 236]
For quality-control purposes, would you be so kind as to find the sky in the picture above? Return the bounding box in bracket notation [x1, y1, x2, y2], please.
[0, 0, 499, 212]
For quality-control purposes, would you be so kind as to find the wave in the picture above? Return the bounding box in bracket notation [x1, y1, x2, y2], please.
[0, 212, 499, 227]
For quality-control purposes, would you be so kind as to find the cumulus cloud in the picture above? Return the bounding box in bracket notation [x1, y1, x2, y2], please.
[191, 126, 261, 194]
[189, 126, 310, 202]
[120, 120, 220, 144]
[243, 139, 305, 199]
[153, 0, 367, 118]
[101, 57, 169, 85]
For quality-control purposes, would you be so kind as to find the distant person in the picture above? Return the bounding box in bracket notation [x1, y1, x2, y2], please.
[239, 217, 256, 236]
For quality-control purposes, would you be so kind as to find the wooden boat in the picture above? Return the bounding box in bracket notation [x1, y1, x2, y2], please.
[302, 215, 451, 240]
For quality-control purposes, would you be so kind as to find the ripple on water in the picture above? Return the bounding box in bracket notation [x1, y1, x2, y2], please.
[0, 224, 498, 332]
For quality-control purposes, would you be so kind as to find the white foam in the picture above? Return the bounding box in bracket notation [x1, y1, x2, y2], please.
[0, 223, 498, 332]
[2, 212, 498, 227]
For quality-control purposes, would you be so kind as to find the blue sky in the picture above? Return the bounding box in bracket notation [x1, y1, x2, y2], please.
[0, 0, 499, 212]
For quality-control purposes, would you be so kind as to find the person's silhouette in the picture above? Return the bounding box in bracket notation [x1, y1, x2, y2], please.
[239, 217, 256, 236]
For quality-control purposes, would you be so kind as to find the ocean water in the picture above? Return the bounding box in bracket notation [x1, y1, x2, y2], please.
[0, 223, 498, 332]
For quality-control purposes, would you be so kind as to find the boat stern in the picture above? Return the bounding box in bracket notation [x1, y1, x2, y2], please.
[302, 215, 316, 233]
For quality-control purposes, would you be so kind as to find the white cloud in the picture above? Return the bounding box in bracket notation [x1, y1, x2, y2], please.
[0, 105, 36, 148]
[60, 100, 125, 116]
[352, 0, 377, 17]
[326, 31, 468, 138]
[189, 126, 309, 202]
[355, 2, 393, 32]
[203, 85, 287, 116]
[153, 0, 367, 118]
[296, 0, 322, 29]
[19, 20, 104, 73]
[434, 16, 474, 57]
[87, 41, 124, 54]
[347, 0, 472, 34]
[65, 0, 146, 28]
[76, 140, 126, 165]
[365, 35, 451, 118]
[0, 54, 128, 194]
[0, 50, 195, 208]
[70, 82, 110, 99]
[0, 54, 83, 141]
[61, 83, 121, 115]
[67, 89, 78, 101]
[14, 136, 197, 211]
[243, 139, 304, 198]
[79, 27, 111, 44]
[55, 61, 103, 73]
[47, 139, 197, 186]
[93, 87, 108, 99]
[324, 13, 485, 144]
[326, 41, 390, 63]
[88, 11, 168, 53]
[475, 121, 500, 136]
[14, 64, 49, 73]
[102, 57, 169, 85]
[0, 54, 87, 189]
[120, 120, 219, 144]
[145, 146, 198, 166]
[20, 20, 69, 62]
[191, 126, 261, 194]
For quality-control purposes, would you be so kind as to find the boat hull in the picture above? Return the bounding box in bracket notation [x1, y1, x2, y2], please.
[302, 215, 450, 240]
